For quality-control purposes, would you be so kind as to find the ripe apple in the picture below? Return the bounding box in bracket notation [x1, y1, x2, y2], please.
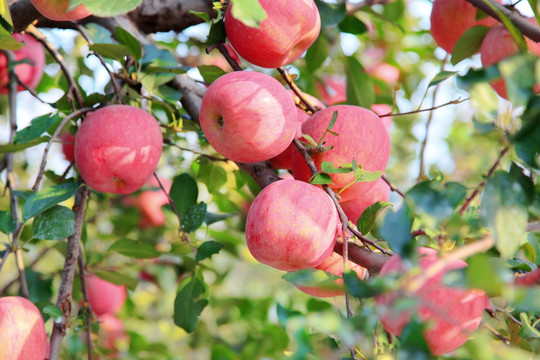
[60, 132, 75, 162]
[245, 179, 338, 271]
[0, 296, 48, 360]
[270, 90, 325, 170]
[0, 33, 45, 94]
[315, 76, 347, 106]
[85, 273, 127, 316]
[367, 63, 400, 85]
[480, 20, 540, 99]
[338, 178, 390, 224]
[430, 0, 498, 53]
[98, 313, 127, 356]
[74, 105, 163, 194]
[124, 177, 171, 228]
[199, 71, 298, 163]
[374, 247, 488, 356]
[291, 105, 391, 191]
[30, 0, 91, 21]
[224, 0, 321, 68]
[295, 252, 368, 297]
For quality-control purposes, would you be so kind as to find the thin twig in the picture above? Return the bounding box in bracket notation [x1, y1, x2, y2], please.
[347, 225, 393, 255]
[77, 249, 93, 360]
[333, 239, 389, 275]
[492, 305, 522, 326]
[0, 247, 52, 295]
[164, 139, 229, 162]
[49, 185, 90, 360]
[482, 321, 511, 345]
[380, 98, 469, 118]
[76, 24, 124, 103]
[216, 43, 242, 71]
[26, 25, 84, 110]
[459, 147, 509, 215]
[278, 67, 317, 113]
[381, 174, 405, 198]
[32, 107, 94, 192]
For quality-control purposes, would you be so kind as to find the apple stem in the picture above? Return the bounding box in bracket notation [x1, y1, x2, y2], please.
[277, 67, 317, 113]
[217, 42, 243, 71]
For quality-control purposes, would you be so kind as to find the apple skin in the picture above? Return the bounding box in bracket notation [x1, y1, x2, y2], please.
[30, 0, 91, 21]
[0, 296, 49, 360]
[370, 104, 392, 132]
[315, 76, 347, 106]
[374, 247, 488, 356]
[430, 0, 498, 53]
[245, 179, 338, 271]
[270, 90, 325, 170]
[291, 105, 391, 190]
[199, 71, 298, 163]
[98, 313, 127, 356]
[74, 105, 163, 195]
[338, 178, 390, 224]
[85, 274, 127, 316]
[480, 20, 540, 99]
[367, 63, 400, 85]
[60, 132, 75, 162]
[0, 33, 45, 94]
[124, 177, 171, 228]
[295, 252, 367, 297]
[224, 0, 320, 68]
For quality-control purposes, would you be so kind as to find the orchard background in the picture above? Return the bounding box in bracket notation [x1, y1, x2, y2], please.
[0, 0, 540, 359]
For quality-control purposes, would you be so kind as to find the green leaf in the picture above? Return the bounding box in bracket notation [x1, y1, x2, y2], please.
[0, 0, 13, 33]
[91, 270, 138, 291]
[114, 26, 142, 60]
[22, 183, 79, 222]
[500, 53, 538, 106]
[428, 70, 458, 88]
[32, 205, 75, 240]
[195, 241, 224, 262]
[0, 136, 49, 154]
[0, 211, 16, 234]
[230, 0, 267, 28]
[480, 171, 527, 258]
[344, 56, 374, 108]
[320, 161, 352, 174]
[69, 0, 143, 17]
[352, 167, 382, 183]
[170, 173, 198, 216]
[305, 34, 329, 73]
[42, 305, 64, 324]
[107, 238, 160, 258]
[513, 96, 540, 169]
[466, 254, 509, 296]
[181, 202, 207, 233]
[314, 0, 346, 27]
[173, 273, 208, 333]
[0, 31, 23, 51]
[14, 113, 60, 144]
[309, 173, 333, 185]
[327, 110, 338, 131]
[197, 159, 227, 194]
[338, 15, 367, 35]
[282, 269, 340, 289]
[276, 303, 303, 328]
[397, 317, 431, 360]
[357, 201, 392, 235]
[88, 43, 130, 63]
[383, 0, 405, 22]
[198, 65, 227, 84]
[344, 271, 388, 299]
[204, 212, 234, 225]
[189, 10, 210, 23]
[380, 204, 414, 257]
[451, 25, 490, 66]
[206, 18, 226, 45]
[519, 312, 540, 338]
[301, 134, 318, 147]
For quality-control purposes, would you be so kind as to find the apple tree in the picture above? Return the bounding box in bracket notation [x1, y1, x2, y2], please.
[0, 0, 539, 359]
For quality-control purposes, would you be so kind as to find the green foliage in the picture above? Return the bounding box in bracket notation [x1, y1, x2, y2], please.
[21, 183, 79, 222]
[107, 238, 160, 258]
[0, 211, 16, 234]
[32, 205, 75, 240]
[173, 271, 208, 333]
[229, 0, 267, 28]
[69, 0, 143, 17]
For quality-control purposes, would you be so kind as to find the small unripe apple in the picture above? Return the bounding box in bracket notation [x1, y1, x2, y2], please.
[225, 0, 321, 68]
[295, 252, 367, 297]
[339, 178, 390, 224]
[315, 76, 347, 106]
[199, 71, 298, 163]
[0, 296, 48, 360]
[430, 0, 498, 53]
[30, 0, 91, 21]
[0, 33, 45, 94]
[480, 20, 540, 99]
[374, 247, 488, 356]
[74, 105, 163, 194]
[291, 105, 391, 191]
[85, 273, 127, 316]
[245, 179, 338, 271]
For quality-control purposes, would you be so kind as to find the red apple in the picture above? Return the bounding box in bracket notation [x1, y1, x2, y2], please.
[224, 0, 321, 68]
[374, 247, 488, 356]
[199, 71, 298, 163]
[245, 179, 338, 271]
[98, 313, 127, 356]
[291, 105, 391, 191]
[480, 20, 540, 99]
[430, 0, 498, 53]
[74, 105, 163, 194]
[85, 273, 127, 316]
[124, 177, 171, 228]
[295, 252, 367, 297]
[338, 178, 390, 224]
[270, 90, 325, 170]
[30, 0, 91, 21]
[0, 33, 45, 94]
[315, 76, 347, 106]
[0, 296, 48, 360]
[60, 132, 75, 162]
[370, 104, 392, 132]
[367, 63, 400, 85]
